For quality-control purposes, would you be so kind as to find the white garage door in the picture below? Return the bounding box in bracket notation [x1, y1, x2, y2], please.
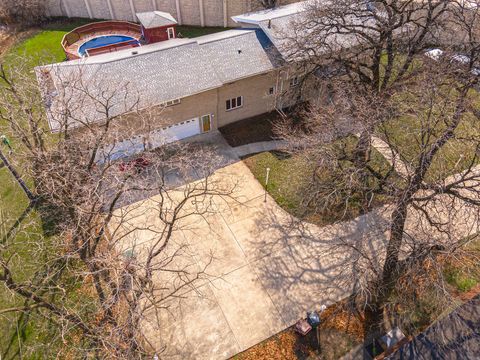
[98, 118, 201, 162]
[149, 118, 200, 148]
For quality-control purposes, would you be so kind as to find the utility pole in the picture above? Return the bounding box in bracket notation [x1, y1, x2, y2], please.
[0, 148, 35, 202]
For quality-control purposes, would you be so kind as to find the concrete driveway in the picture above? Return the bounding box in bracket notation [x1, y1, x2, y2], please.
[111, 135, 480, 360]
[112, 160, 396, 359]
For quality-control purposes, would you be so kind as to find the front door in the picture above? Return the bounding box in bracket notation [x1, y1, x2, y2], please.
[201, 114, 211, 133]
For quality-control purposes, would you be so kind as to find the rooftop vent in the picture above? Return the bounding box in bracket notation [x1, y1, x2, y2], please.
[238, 49, 242, 54]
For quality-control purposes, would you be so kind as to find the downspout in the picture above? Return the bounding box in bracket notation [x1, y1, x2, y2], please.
[199, 0, 205, 27]
[175, 0, 183, 25]
[223, 0, 228, 28]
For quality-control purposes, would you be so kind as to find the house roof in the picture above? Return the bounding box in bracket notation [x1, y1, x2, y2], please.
[244, 1, 377, 60]
[36, 29, 281, 132]
[196, 29, 284, 83]
[231, 1, 311, 25]
[136, 11, 177, 29]
[387, 295, 480, 359]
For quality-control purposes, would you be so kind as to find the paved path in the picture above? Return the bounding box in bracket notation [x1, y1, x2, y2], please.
[113, 162, 392, 359]
[111, 152, 479, 360]
[361, 134, 414, 179]
[233, 140, 288, 158]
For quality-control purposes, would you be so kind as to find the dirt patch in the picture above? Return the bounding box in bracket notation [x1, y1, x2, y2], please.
[235, 300, 362, 360]
[219, 111, 282, 147]
[0, 26, 36, 58]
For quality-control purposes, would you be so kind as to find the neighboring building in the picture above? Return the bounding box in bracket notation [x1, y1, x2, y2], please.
[387, 295, 480, 359]
[45, 0, 299, 28]
[36, 3, 313, 160]
[137, 11, 178, 42]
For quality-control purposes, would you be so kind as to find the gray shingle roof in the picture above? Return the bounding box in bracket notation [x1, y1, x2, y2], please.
[387, 295, 480, 359]
[136, 11, 177, 28]
[197, 29, 284, 83]
[37, 29, 283, 132]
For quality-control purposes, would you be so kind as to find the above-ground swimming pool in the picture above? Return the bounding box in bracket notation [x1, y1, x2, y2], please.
[78, 35, 139, 56]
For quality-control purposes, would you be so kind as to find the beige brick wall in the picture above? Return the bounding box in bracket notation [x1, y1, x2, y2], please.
[108, 88, 219, 141]
[53, 0, 298, 27]
[216, 72, 277, 127]
[72, 69, 296, 150]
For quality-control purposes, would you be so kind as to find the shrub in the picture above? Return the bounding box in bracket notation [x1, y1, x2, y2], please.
[0, 0, 47, 26]
[444, 267, 478, 293]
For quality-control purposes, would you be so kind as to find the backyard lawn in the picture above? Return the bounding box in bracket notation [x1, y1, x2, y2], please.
[376, 86, 480, 182]
[243, 136, 399, 226]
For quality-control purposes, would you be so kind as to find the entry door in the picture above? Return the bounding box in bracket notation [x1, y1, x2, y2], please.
[201, 114, 212, 133]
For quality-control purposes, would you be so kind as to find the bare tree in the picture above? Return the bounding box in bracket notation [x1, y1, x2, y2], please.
[252, 0, 279, 10]
[276, 0, 480, 343]
[0, 0, 47, 26]
[0, 59, 238, 358]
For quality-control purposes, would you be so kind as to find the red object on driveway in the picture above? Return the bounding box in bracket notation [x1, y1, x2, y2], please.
[294, 319, 312, 336]
[119, 157, 151, 173]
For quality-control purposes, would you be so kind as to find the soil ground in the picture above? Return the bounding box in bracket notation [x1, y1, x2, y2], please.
[219, 111, 281, 147]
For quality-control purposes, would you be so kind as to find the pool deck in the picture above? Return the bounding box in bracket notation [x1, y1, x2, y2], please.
[64, 29, 142, 60]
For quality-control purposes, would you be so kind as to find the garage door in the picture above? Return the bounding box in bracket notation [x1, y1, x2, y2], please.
[98, 118, 201, 162]
[149, 117, 200, 148]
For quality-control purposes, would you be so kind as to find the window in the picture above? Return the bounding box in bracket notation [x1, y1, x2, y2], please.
[290, 76, 300, 87]
[167, 27, 175, 40]
[162, 99, 181, 107]
[268, 86, 275, 96]
[226, 96, 243, 111]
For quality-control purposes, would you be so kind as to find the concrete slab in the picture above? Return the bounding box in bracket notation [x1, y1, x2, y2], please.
[183, 213, 248, 278]
[143, 283, 240, 360]
[210, 265, 286, 350]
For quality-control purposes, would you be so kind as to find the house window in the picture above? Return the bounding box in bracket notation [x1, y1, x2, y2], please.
[226, 96, 243, 111]
[290, 76, 300, 87]
[268, 86, 275, 95]
[167, 27, 175, 40]
[163, 99, 181, 107]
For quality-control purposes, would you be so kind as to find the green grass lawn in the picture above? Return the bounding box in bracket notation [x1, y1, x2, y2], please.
[377, 103, 480, 182]
[177, 25, 229, 38]
[243, 136, 398, 226]
[3, 19, 228, 71]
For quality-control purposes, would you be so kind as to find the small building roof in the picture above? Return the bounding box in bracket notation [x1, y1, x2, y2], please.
[136, 11, 177, 29]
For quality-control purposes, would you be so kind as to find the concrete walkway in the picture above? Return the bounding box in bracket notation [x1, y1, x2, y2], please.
[233, 139, 288, 158]
[357, 134, 414, 179]
[112, 154, 479, 359]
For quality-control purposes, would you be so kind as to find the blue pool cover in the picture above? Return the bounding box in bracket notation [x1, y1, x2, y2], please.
[79, 35, 138, 56]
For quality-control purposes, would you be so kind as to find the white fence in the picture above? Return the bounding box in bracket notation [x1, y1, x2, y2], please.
[46, 0, 252, 28]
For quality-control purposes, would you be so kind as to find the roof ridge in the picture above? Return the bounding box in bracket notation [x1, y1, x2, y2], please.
[42, 39, 198, 69]
[196, 28, 258, 44]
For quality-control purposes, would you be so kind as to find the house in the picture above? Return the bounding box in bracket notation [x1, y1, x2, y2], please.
[36, 3, 313, 160]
